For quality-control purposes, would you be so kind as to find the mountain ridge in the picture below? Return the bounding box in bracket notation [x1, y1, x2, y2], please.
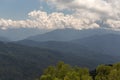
[25, 28, 120, 42]
[72, 33, 120, 56]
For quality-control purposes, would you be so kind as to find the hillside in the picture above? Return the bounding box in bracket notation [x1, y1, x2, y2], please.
[72, 34, 120, 56]
[16, 40, 120, 67]
[0, 41, 62, 80]
[1, 40, 119, 80]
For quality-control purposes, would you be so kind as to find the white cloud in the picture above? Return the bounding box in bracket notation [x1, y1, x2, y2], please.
[0, 10, 100, 30]
[105, 19, 120, 29]
[0, 0, 120, 31]
[46, 0, 112, 15]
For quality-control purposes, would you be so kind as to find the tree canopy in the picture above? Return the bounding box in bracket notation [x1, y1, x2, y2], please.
[39, 62, 92, 80]
[39, 62, 120, 80]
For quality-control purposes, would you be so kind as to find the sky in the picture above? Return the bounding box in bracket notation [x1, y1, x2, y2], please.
[0, 0, 120, 31]
[0, 0, 40, 19]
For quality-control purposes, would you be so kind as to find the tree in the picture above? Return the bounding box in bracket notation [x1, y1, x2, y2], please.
[39, 61, 92, 80]
[108, 69, 120, 80]
[39, 62, 120, 80]
[95, 65, 112, 80]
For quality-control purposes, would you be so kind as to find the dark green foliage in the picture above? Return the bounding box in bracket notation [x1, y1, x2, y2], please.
[95, 65, 112, 80]
[39, 62, 120, 80]
[39, 62, 92, 80]
[95, 63, 120, 80]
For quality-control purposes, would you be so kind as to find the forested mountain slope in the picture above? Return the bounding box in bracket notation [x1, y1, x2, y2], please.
[72, 34, 120, 56]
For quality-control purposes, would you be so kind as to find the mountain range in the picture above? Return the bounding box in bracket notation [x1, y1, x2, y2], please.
[26, 28, 120, 42]
[17, 28, 120, 57]
[15, 28, 120, 67]
[0, 28, 120, 80]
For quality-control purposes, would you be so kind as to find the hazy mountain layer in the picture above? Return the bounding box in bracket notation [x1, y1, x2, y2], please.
[0, 36, 10, 42]
[72, 34, 120, 56]
[16, 40, 120, 67]
[26, 28, 120, 42]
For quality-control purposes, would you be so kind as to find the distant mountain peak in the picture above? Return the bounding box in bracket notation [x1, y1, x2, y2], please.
[24, 28, 120, 42]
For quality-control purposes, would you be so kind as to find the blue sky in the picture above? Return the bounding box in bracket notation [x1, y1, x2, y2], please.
[0, 0, 40, 19]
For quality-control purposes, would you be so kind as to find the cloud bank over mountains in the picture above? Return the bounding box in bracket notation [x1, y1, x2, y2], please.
[0, 0, 120, 30]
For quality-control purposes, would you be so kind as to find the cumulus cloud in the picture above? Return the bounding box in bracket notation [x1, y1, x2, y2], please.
[0, 10, 100, 30]
[46, 0, 112, 14]
[105, 19, 120, 30]
[0, 0, 120, 30]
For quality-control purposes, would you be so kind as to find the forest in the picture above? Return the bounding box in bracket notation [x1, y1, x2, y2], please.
[38, 62, 120, 80]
